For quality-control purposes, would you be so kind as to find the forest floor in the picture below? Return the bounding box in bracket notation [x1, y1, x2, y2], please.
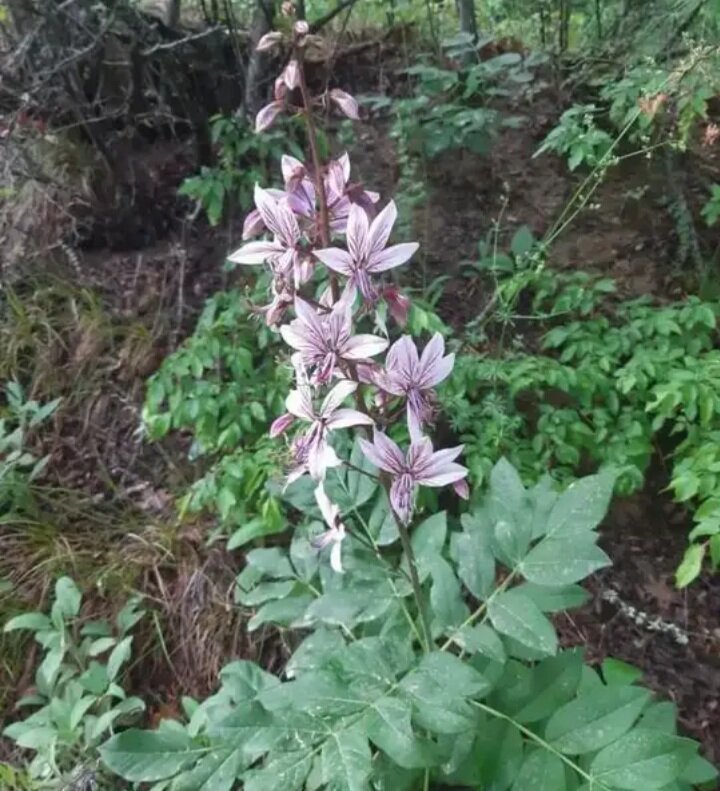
[2, 42, 720, 766]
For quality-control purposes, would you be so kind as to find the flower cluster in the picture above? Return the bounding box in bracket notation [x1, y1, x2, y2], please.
[229, 29, 468, 571]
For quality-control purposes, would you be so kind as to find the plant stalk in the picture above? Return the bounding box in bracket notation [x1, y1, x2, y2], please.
[394, 513, 433, 654]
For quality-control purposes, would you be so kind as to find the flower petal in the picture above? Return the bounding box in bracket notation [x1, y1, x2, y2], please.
[369, 242, 419, 273]
[367, 200, 398, 256]
[453, 478, 470, 500]
[386, 335, 419, 385]
[330, 539, 344, 574]
[282, 154, 306, 188]
[415, 462, 468, 488]
[314, 482, 338, 527]
[270, 412, 295, 438]
[320, 379, 358, 416]
[360, 431, 405, 474]
[282, 59, 300, 90]
[255, 101, 283, 133]
[347, 203, 369, 263]
[342, 333, 389, 360]
[285, 388, 314, 421]
[227, 240, 283, 265]
[314, 247, 354, 276]
[329, 89, 359, 120]
[257, 31, 283, 52]
[242, 208, 265, 239]
[325, 408, 374, 430]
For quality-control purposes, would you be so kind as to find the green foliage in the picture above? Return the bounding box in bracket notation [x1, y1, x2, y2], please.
[701, 184, 720, 226]
[445, 233, 720, 585]
[2, 577, 145, 788]
[143, 283, 290, 547]
[535, 104, 613, 170]
[0, 382, 59, 518]
[99, 460, 714, 790]
[179, 116, 297, 225]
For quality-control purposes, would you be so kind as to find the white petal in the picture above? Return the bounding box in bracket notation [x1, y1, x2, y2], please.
[330, 539, 344, 573]
[325, 408, 374, 430]
[227, 240, 282, 265]
[367, 200, 398, 256]
[342, 334, 389, 360]
[285, 389, 314, 421]
[320, 379, 358, 416]
[314, 247, 354, 276]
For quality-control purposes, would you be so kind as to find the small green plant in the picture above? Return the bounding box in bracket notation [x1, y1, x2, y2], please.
[2, 577, 145, 788]
[143, 282, 289, 547]
[179, 115, 298, 225]
[0, 382, 60, 518]
[535, 103, 614, 170]
[701, 183, 720, 226]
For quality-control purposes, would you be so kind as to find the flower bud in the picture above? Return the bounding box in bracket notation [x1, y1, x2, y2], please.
[256, 31, 283, 52]
[281, 1, 295, 17]
[294, 20, 309, 36]
[282, 59, 301, 91]
[329, 89, 359, 120]
[382, 285, 410, 327]
[242, 208, 265, 239]
[255, 101, 283, 133]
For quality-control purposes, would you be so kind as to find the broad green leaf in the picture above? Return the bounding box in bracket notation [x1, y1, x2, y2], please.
[107, 636, 133, 682]
[345, 438, 380, 508]
[429, 556, 469, 630]
[474, 718, 524, 790]
[490, 459, 532, 564]
[675, 543, 705, 588]
[100, 729, 197, 782]
[455, 624, 506, 663]
[546, 470, 615, 538]
[218, 660, 280, 705]
[290, 531, 320, 582]
[170, 748, 243, 791]
[53, 577, 82, 619]
[3, 612, 52, 633]
[286, 629, 346, 678]
[321, 723, 372, 791]
[368, 491, 399, 546]
[511, 749, 565, 790]
[244, 750, 313, 791]
[302, 592, 363, 628]
[400, 651, 488, 734]
[590, 728, 697, 789]
[512, 650, 583, 723]
[521, 535, 610, 585]
[245, 548, 294, 579]
[366, 695, 437, 769]
[546, 684, 651, 754]
[514, 583, 588, 612]
[408, 512, 447, 581]
[248, 594, 312, 631]
[601, 658, 643, 686]
[451, 513, 496, 599]
[236, 580, 296, 607]
[488, 588, 557, 655]
[641, 701, 678, 733]
[680, 753, 718, 785]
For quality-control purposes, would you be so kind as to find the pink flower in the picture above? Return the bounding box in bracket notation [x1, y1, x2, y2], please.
[283, 378, 373, 482]
[359, 431, 467, 525]
[330, 89, 360, 120]
[312, 483, 346, 573]
[381, 334, 454, 433]
[280, 298, 388, 383]
[325, 153, 379, 233]
[382, 285, 411, 326]
[314, 202, 418, 302]
[228, 186, 311, 286]
[281, 60, 300, 91]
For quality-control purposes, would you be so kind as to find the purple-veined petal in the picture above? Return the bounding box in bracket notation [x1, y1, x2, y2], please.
[390, 474, 415, 525]
[314, 247, 354, 276]
[242, 208, 265, 239]
[308, 436, 340, 481]
[279, 322, 311, 353]
[257, 31, 283, 52]
[325, 407, 374, 430]
[326, 156, 347, 200]
[315, 482, 338, 527]
[407, 406, 423, 444]
[330, 89, 359, 120]
[415, 462, 468, 488]
[285, 388, 315, 422]
[417, 337, 454, 388]
[386, 335, 419, 385]
[346, 203, 369, 263]
[255, 101, 283, 133]
[339, 152, 351, 183]
[367, 200, 398, 256]
[342, 333, 389, 360]
[360, 431, 405, 474]
[227, 239, 283, 265]
[368, 242, 419, 273]
[282, 59, 301, 90]
[270, 412, 295, 438]
[320, 379, 358, 416]
[294, 254, 315, 286]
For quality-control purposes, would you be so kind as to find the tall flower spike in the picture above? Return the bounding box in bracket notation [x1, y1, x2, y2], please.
[381, 333, 454, 433]
[359, 431, 467, 525]
[312, 483, 346, 573]
[284, 378, 373, 482]
[314, 202, 418, 302]
[280, 298, 388, 383]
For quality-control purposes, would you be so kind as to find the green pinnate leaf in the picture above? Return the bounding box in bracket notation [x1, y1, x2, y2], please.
[100, 729, 197, 782]
[521, 534, 610, 585]
[545, 685, 652, 754]
[488, 588, 558, 656]
[321, 723, 372, 791]
[511, 749, 566, 790]
[546, 470, 615, 538]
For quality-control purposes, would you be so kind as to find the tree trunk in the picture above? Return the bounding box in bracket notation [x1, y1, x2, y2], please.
[457, 0, 478, 42]
[164, 0, 181, 27]
[243, 0, 275, 117]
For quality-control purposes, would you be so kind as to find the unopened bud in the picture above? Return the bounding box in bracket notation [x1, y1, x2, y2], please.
[256, 31, 283, 52]
[281, 1, 295, 17]
[329, 89, 359, 120]
[282, 59, 301, 91]
[294, 20, 309, 36]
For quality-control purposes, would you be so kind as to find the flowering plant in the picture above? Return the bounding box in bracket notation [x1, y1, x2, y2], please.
[100, 14, 716, 791]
